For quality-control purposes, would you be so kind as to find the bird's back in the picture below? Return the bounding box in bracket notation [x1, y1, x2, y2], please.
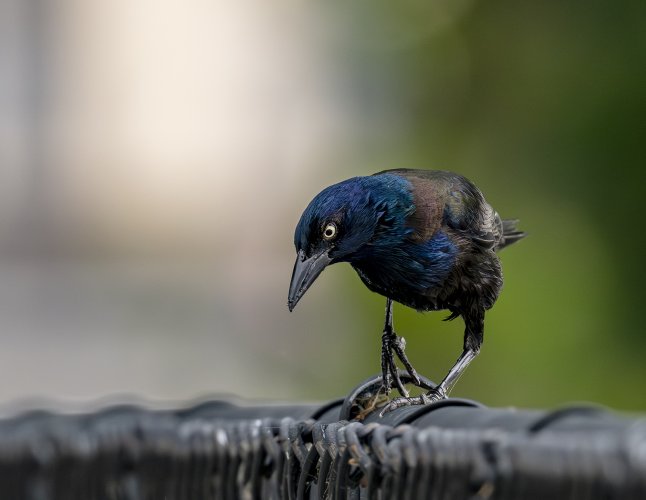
[373, 169, 514, 252]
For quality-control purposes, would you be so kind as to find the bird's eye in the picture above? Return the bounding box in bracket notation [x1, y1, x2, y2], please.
[322, 223, 337, 240]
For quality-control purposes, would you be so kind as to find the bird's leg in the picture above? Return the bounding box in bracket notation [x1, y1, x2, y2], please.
[382, 331, 408, 397]
[380, 311, 483, 414]
[425, 346, 478, 401]
[391, 336, 422, 387]
[427, 313, 484, 401]
[380, 298, 423, 397]
[380, 348, 479, 413]
[380, 330, 392, 393]
[381, 302, 408, 396]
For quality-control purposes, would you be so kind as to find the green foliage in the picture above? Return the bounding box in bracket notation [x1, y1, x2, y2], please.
[321, 0, 646, 410]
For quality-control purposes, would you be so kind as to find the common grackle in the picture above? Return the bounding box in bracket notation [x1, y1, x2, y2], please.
[287, 169, 524, 411]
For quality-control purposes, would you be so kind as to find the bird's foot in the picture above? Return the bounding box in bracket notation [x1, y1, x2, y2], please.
[391, 336, 422, 387]
[379, 386, 447, 416]
[381, 366, 409, 398]
[381, 330, 426, 398]
[381, 331, 409, 397]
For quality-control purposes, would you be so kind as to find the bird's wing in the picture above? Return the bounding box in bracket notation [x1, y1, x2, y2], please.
[375, 169, 502, 250]
[461, 199, 503, 250]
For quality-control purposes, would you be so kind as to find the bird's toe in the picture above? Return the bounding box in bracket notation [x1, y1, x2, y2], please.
[388, 366, 410, 397]
[405, 368, 422, 388]
[425, 387, 448, 403]
[379, 394, 428, 416]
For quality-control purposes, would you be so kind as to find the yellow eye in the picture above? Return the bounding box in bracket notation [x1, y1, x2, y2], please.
[322, 223, 337, 240]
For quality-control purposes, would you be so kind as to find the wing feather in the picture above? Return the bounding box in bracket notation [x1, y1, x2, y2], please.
[374, 169, 503, 250]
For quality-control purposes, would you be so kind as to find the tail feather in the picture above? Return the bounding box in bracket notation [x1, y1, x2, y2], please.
[497, 218, 526, 250]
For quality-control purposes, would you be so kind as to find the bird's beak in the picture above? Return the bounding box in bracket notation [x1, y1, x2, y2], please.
[288, 249, 332, 311]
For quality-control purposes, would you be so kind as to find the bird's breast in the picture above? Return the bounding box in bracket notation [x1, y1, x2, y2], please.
[352, 263, 451, 311]
[351, 231, 459, 311]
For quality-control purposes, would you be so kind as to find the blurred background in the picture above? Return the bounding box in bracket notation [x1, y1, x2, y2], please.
[0, 0, 644, 411]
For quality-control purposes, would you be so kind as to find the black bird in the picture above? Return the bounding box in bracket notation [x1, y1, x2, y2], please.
[287, 169, 524, 410]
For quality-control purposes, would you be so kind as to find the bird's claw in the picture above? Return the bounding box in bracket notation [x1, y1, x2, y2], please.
[378, 387, 447, 416]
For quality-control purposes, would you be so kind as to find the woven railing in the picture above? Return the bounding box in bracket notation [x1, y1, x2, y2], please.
[0, 374, 645, 499]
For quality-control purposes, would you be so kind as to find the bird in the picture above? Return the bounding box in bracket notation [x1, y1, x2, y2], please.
[287, 169, 525, 411]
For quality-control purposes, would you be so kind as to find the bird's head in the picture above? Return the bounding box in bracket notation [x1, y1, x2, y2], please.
[287, 175, 412, 311]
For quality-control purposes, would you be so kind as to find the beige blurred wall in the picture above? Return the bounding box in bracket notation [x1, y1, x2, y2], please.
[2, 0, 355, 255]
[0, 0, 364, 404]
